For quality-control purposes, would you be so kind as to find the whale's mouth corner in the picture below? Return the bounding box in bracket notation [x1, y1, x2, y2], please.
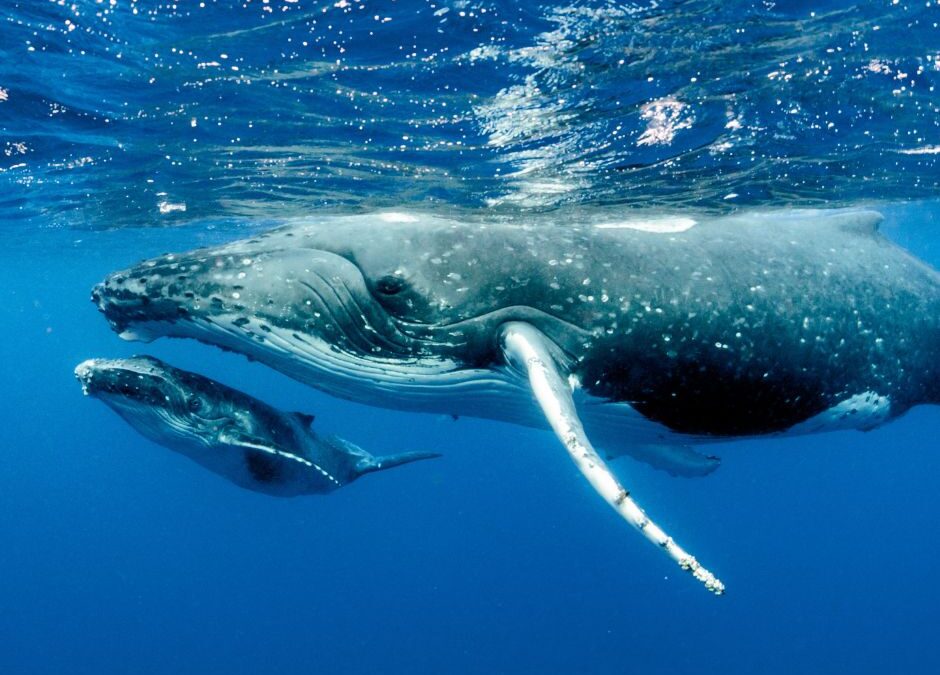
[117, 328, 156, 343]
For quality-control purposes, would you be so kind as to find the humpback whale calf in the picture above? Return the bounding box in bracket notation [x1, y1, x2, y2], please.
[92, 209, 940, 593]
[75, 355, 439, 496]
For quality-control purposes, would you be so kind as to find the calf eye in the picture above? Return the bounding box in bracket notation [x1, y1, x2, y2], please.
[187, 397, 203, 412]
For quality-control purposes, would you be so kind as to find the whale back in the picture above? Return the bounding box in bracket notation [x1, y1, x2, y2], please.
[564, 211, 940, 435]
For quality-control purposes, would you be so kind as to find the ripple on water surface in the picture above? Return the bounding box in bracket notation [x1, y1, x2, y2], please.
[0, 0, 938, 228]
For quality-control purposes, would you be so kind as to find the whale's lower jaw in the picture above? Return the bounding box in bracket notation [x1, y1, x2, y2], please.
[125, 316, 543, 421]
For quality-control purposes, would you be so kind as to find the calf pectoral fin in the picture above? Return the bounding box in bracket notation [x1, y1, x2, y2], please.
[499, 321, 724, 595]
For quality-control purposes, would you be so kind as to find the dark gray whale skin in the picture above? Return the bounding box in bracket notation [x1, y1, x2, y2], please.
[92, 210, 940, 439]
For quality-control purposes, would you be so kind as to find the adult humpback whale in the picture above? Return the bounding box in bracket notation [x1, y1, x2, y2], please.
[93, 209, 940, 593]
[75, 355, 438, 496]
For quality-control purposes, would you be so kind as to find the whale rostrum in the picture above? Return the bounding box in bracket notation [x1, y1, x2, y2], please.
[91, 209, 940, 593]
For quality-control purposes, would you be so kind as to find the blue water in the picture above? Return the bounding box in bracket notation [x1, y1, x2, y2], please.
[2, 1, 940, 673]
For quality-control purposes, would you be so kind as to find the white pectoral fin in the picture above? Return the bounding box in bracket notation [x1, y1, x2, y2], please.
[499, 321, 724, 595]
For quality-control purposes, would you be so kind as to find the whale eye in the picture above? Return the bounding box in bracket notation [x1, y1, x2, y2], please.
[375, 274, 406, 296]
[187, 397, 202, 412]
[367, 270, 434, 321]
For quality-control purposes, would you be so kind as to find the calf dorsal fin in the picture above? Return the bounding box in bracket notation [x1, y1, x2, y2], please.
[292, 412, 315, 427]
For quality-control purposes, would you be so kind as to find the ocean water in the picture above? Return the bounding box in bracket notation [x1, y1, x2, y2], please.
[2, 1, 940, 673]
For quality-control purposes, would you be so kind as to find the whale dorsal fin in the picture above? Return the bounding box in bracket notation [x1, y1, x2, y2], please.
[830, 210, 882, 235]
[292, 412, 315, 427]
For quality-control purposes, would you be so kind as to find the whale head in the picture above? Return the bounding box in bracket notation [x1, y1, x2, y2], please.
[91, 213, 570, 404]
[74, 355, 234, 449]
